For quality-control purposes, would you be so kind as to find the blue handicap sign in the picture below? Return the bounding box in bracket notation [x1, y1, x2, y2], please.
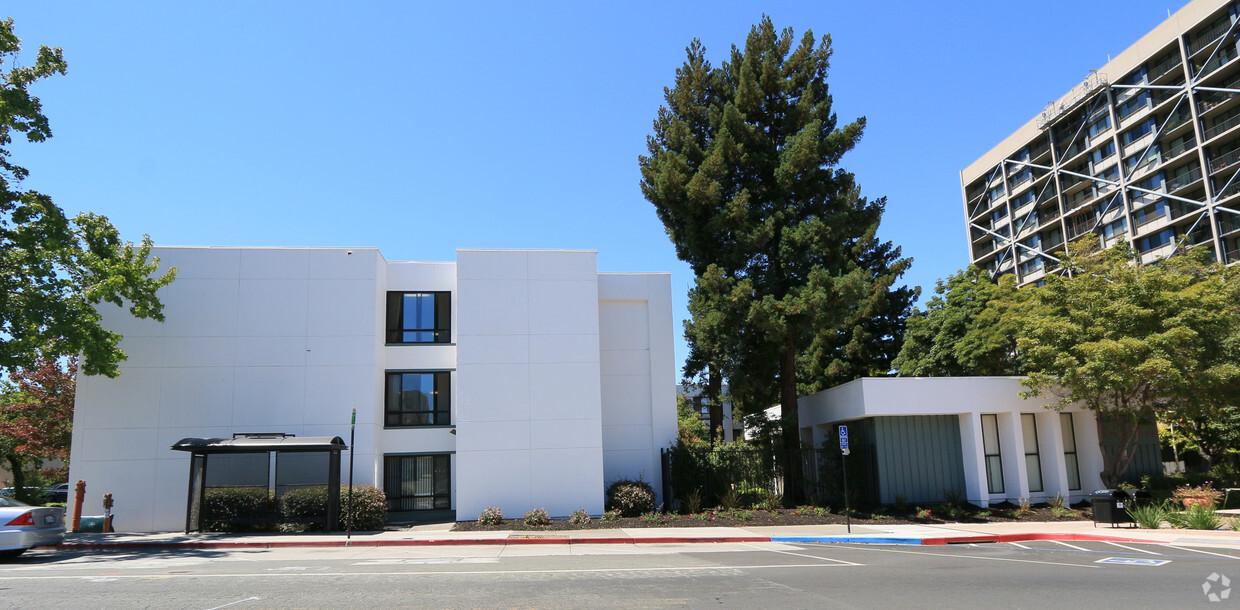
[1095, 557, 1170, 566]
[838, 425, 849, 449]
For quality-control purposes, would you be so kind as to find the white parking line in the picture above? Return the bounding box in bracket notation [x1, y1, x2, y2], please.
[1102, 541, 1161, 555]
[1007, 542, 1030, 549]
[0, 563, 862, 581]
[741, 543, 863, 566]
[205, 597, 260, 610]
[1165, 545, 1240, 560]
[1050, 541, 1089, 551]
[828, 545, 1100, 569]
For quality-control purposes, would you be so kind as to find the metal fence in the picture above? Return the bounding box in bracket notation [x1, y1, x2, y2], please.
[660, 445, 879, 511]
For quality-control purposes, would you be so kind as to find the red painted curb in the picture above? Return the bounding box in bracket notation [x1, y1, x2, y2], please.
[57, 535, 774, 551]
[921, 532, 1163, 545]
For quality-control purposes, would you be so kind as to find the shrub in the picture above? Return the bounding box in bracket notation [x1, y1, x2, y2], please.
[683, 489, 704, 514]
[1128, 500, 1170, 529]
[601, 510, 620, 522]
[606, 479, 656, 518]
[343, 486, 387, 531]
[915, 507, 932, 519]
[718, 488, 740, 511]
[202, 487, 276, 532]
[941, 488, 963, 507]
[1017, 497, 1032, 515]
[280, 485, 386, 531]
[478, 506, 504, 526]
[1169, 504, 1222, 530]
[639, 511, 671, 524]
[1049, 494, 1069, 511]
[756, 490, 784, 512]
[569, 508, 590, 525]
[524, 508, 550, 527]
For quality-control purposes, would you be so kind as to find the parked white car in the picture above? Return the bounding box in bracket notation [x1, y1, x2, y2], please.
[0, 497, 65, 558]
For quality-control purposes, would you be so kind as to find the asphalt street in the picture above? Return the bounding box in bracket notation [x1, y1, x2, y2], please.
[0, 539, 1236, 608]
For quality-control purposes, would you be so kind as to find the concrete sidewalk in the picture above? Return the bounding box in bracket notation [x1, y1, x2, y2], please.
[56, 520, 1240, 551]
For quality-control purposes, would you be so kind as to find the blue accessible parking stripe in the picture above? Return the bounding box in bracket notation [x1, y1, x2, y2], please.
[1095, 557, 1171, 566]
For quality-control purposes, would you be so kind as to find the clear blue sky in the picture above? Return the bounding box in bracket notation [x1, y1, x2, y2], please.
[7, 1, 1189, 375]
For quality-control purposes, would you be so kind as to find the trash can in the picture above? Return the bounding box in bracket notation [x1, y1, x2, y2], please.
[1091, 490, 1135, 527]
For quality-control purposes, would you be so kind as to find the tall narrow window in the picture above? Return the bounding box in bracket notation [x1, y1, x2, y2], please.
[385, 371, 451, 427]
[1061, 413, 1082, 491]
[384, 454, 451, 512]
[1022, 414, 1044, 493]
[981, 414, 1004, 495]
[386, 292, 451, 344]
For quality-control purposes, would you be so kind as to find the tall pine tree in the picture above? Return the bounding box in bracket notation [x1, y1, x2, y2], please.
[640, 18, 912, 501]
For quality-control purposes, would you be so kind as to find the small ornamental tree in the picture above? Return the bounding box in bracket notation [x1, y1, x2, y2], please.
[0, 357, 75, 503]
[1017, 242, 1240, 487]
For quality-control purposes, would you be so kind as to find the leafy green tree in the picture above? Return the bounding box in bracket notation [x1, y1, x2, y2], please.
[675, 392, 709, 446]
[640, 17, 912, 501]
[1017, 242, 1240, 487]
[0, 18, 175, 377]
[892, 266, 1025, 376]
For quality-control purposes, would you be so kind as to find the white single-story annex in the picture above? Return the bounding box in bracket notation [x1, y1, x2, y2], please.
[785, 377, 1161, 506]
[67, 247, 677, 532]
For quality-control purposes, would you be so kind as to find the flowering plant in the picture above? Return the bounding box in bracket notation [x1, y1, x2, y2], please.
[1173, 483, 1223, 508]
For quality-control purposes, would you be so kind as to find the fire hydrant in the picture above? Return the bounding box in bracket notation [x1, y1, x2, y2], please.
[102, 493, 114, 533]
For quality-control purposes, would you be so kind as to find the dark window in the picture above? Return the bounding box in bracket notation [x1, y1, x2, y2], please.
[1060, 413, 1081, 491]
[385, 371, 450, 427]
[1022, 414, 1044, 493]
[982, 414, 1004, 495]
[386, 292, 450, 344]
[384, 454, 451, 512]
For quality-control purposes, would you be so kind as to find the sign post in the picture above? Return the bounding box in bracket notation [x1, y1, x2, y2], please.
[839, 425, 850, 534]
[347, 408, 356, 540]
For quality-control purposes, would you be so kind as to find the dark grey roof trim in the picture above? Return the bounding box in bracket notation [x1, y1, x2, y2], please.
[171, 436, 347, 453]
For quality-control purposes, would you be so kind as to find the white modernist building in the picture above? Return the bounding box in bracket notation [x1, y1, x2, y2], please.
[68, 247, 677, 532]
[786, 377, 1161, 506]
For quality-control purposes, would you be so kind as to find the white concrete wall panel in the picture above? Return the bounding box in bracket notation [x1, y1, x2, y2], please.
[598, 273, 677, 505]
[71, 247, 669, 529]
[454, 250, 605, 520]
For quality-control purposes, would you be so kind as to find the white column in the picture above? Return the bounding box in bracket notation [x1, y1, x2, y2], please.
[958, 414, 989, 506]
[1073, 411, 1107, 492]
[997, 412, 1027, 502]
[1037, 411, 1070, 500]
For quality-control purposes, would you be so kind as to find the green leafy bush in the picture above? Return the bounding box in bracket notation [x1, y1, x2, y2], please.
[524, 508, 550, 527]
[202, 487, 276, 532]
[478, 506, 504, 526]
[1128, 500, 1170, 529]
[569, 508, 590, 525]
[601, 510, 620, 522]
[683, 489, 704, 514]
[606, 479, 656, 517]
[343, 486, 387, 531]
[280, 485, 386, 531]
[1169, 504, 1222, 530]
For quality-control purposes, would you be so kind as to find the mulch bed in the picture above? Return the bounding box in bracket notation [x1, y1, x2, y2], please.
[450, 504, 1092, 532]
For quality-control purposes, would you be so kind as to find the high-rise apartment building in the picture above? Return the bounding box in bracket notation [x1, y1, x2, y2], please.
[962, 0, 1240, 285]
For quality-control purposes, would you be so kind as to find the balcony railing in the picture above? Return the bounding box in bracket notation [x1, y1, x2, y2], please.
[1167, 166, 1204, 192]
[1162, 138, 1196, 161]
[1211, 147, 1240, 173]
[1220, 214, 1240, 235]
[1149, 56, 1183, 82]
[1205, 110, 1240, 140]
[1188, 19, 1235, 55]
[1163, 110, 1192, 132]
[1195, 49, 1237, 79]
